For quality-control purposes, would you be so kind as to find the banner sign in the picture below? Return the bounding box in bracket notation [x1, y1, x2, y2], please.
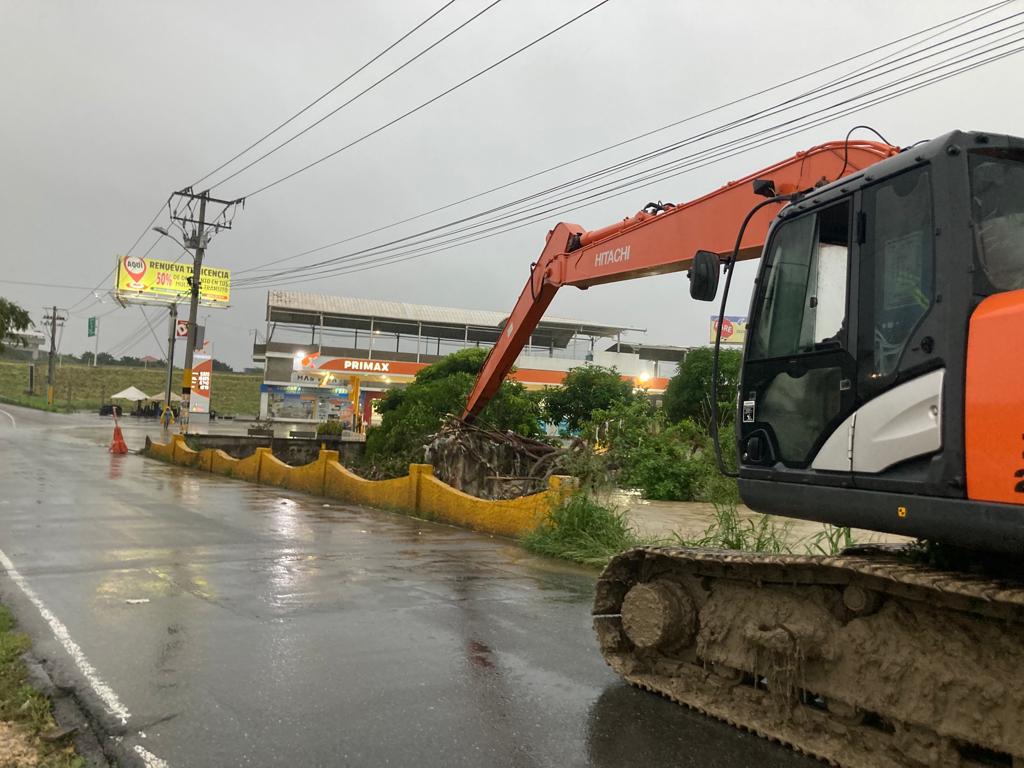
[190, 346, 213, 414]
[115, 255, 231, 305]
[296, 352, 422, 377]
[710, 315, 748, 345]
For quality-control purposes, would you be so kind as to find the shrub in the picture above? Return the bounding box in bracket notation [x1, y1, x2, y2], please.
[522, 494, 648, 566]
[583, 398, 738, 503]
[316, 420, 347, 436]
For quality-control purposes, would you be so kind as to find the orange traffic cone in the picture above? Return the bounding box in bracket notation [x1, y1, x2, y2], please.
[110, 416, 129, 455]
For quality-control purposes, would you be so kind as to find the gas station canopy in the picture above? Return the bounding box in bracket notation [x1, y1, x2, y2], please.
[264, 291, 641, 349]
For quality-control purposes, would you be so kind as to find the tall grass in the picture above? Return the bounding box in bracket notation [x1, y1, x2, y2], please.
[675, 503, 792, 554]
[522, 494, 649, 567]
[804, 524, 856, 555]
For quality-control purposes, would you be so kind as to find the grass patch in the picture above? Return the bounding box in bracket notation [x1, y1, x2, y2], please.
[0, 604, 85, 768]
[0, 360, 260, 416]
[674, 503, 792, 554]
[804, 524, 856, 555]
[522, 494, 650, 567]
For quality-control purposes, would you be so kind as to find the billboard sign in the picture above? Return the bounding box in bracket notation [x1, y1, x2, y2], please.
[190, 346, 213, 414]
[115, 255, 230, 306]
[710, 315, 748, 345]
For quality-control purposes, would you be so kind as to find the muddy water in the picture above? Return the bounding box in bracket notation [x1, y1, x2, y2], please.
[615, 493, 911, 550]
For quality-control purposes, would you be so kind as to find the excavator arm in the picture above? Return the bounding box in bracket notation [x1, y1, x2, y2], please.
[463, 139, 899, 420]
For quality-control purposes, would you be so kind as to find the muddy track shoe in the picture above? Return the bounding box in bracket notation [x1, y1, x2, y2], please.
[593, 545, 1024, 768]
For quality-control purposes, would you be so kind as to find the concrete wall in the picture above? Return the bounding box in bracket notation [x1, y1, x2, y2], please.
[143, 436, 569, 538]
[181, 434, 364, 466]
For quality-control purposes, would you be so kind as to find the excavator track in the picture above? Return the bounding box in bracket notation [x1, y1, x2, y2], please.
[593, 545, 1024, 768]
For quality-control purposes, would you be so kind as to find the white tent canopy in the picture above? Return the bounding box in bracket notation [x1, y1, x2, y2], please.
[150, 391, 183, 403]
[110, 386, 150, 401]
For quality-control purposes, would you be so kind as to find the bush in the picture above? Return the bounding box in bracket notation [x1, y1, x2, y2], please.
[584, 398, 738, 503]
[316, 420, 347, 436]
[522, 494, 648, 566]
[364, 348, 540, 465]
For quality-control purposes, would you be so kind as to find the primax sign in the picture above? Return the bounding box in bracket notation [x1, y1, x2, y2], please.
[342, 359, 390, 373]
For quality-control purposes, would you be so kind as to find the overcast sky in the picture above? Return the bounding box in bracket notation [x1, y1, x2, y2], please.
[2, 0, 1022, 370]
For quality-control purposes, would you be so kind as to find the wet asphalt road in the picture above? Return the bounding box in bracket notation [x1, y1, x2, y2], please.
[0, 405, 818, 768]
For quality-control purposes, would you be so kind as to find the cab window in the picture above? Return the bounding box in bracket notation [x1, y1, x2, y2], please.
[857, 167, 934, 382]
[970, 149, 1024, 292]
[749, 201, 851, 361]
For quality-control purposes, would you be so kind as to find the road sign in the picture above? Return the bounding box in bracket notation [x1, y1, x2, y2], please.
[87, 317, 96, 337]
[175, 319, 190, 338]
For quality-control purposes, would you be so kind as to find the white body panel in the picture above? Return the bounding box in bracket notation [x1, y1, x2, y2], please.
[809, 369, 944, 474]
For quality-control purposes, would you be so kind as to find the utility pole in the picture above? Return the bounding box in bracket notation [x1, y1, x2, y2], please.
[180, 192, 206, 433]
[42, 306, 67, 405]
[88, 316, 99, 366]
[164, 303, 178, 420]
[163, 188, 242, 433]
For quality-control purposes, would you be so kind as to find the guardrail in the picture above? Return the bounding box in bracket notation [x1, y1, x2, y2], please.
[144, 435, 571, 538]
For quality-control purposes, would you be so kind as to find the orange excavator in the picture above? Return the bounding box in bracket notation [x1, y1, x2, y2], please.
[462, 130, 1024, 766]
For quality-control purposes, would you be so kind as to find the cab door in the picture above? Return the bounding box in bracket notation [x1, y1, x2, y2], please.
[739, 198, 858, 478]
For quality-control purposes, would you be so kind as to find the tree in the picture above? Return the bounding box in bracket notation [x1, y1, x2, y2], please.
[212, 359, 234, 372]
[582, 397, 739, 503]
[0, 298, 31, 352]
[542, 364, 634, 434]
[365, 348, 541, 465]
[663, 347, 743, 427]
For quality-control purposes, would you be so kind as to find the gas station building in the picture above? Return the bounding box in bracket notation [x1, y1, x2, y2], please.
[252, 291, 686, 426]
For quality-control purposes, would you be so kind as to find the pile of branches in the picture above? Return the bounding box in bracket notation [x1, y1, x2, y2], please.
[426, 417, 579, 500]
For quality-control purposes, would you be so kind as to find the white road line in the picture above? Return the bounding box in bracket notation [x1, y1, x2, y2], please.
[134, 745, 170, 768]
[0, 548, 130, 723]
[0, 546, 170, 766]
[0, 409, 16, 428]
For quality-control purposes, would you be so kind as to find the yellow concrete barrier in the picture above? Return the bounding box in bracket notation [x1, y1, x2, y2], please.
[143, 439, 566, 537]
[171, 436, 199, 467]
[233, 448, 265, 483]
[415, 466, 550, 537]
[209, 449, 239, 476]
[323, 461, 417, 512]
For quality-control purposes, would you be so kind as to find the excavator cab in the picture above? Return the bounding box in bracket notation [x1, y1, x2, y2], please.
[735, 130, 1024, 551]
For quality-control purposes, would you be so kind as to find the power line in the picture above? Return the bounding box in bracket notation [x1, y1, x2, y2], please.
[235, 10, 1023, 288]
[206, 0, 504, 191]
[0, 279, 112, 291]
[232, 0, 1011, 278]
[192, 0, 458, 188]
[235, 0, 615, 199]
[236, 33, 1024, 288]
[67, 199, 169, 312]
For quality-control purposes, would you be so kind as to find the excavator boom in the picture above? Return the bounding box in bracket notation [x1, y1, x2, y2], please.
[463, 139, 899, 420]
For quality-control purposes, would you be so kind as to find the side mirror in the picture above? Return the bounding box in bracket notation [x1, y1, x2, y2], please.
[688, 250, 721, 301]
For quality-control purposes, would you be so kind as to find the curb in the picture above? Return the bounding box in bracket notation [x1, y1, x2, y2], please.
[22, 651, 111, 767]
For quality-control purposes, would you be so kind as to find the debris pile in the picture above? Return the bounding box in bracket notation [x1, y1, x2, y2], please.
[426, 417, 574, 499]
